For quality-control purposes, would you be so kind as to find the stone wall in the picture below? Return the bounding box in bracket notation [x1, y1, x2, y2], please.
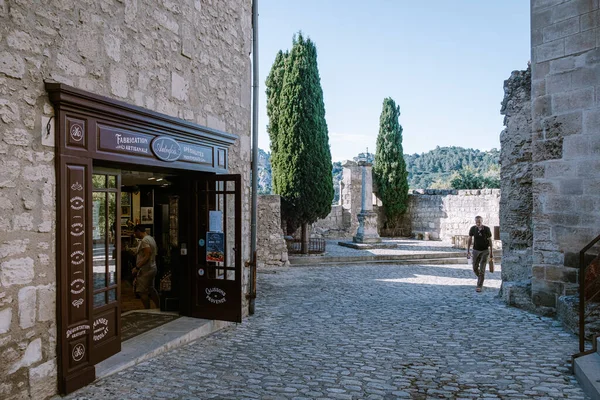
[407, 189, 501, 241]
[530, 0, 600, 310]
[257, 195, 289, 268]
[499, 67, 533, 289]
[312, 205, 347, 238]
[0, 1, 252, 398]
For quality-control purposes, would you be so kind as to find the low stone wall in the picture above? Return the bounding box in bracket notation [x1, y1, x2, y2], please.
[257, 195, 289, 268]
[312, 205, 350, 238]
[311, 189, 501, 241]
[408, 189, 500, 241]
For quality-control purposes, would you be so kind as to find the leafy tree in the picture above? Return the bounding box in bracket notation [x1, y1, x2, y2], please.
[404, 146, 500, 189]
[257, 149, 272, 194]
[373, 97, 409, 227]
[449, 166, 500, 189]
[267, 33, 333, 250]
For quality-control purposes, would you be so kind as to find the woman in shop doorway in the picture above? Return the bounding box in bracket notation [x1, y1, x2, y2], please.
[132, 225, 160, 309]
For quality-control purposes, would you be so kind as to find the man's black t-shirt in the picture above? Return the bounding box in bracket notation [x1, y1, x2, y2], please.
[469, 225, 492, 251]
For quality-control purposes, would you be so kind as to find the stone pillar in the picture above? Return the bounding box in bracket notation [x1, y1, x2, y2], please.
[353, 162, 381, 243]
[341, 161, 362, 235]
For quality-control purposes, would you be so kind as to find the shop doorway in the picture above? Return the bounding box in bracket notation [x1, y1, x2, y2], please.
[49, 82, 243, 394]
[89, 166, 243, 343]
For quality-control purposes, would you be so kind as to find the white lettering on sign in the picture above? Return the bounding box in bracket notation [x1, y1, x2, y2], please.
[93, 317, 109, 341]
[115, 134, 149, 145]
[66, 324, 90, 339]
[70, 278, 85, 294]
[205, 287, 226, 304]
[72, 343, 85, 362]
[70, 125, 83, 142]
[114, 134, 150, 154]
[70, 223, 84, 237]
[70, 196, 84, 210]
[71, 250, 84, 265]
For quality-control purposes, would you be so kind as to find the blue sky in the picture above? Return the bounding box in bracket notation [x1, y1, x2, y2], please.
[257, 1, 531, 162]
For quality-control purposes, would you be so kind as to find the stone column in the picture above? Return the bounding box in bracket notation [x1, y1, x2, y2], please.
[353, 161, 381, 243]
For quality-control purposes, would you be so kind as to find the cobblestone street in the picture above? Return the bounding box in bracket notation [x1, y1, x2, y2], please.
[66, 263, 587, 399]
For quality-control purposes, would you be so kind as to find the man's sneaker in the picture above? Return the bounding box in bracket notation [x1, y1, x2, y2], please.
[475, 287, 482, 292]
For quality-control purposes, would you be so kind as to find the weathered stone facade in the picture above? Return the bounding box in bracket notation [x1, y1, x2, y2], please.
[311, 163, 502, 242]
[0, 1, 252, 398]
[530, 0, 600, 310]
[257, 195, 289, 268]
[499, 67, 533, 294]
[405, 189, 501, 241]
[312, 160, 363, 238]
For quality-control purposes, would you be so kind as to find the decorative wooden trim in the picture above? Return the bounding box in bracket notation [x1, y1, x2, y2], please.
[45, 82, 238, 147]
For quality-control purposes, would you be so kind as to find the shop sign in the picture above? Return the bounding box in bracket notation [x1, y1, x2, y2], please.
[151, 136, 182, 162]
[206, 232, 224, 262]
[98, 127, 153, 157]
[180, 143, 212, 165]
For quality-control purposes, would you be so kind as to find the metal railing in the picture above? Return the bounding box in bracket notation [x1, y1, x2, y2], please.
[286, 238, 326, 254]
[577, 233, 600, 354]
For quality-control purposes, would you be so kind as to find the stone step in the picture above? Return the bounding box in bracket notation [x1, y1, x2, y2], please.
[290, 256, 501, 266]
[574, 351, 600, 400]
[289, 252, 462, 265]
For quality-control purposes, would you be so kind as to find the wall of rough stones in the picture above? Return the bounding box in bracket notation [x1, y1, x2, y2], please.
[530, 0, 600, 310]
[312, 205, 348, 238]
[257, 195, 289, 268]
[0, 1, 252, 398]
[407, 189, 501, 241]
[499, 67, 534, 300]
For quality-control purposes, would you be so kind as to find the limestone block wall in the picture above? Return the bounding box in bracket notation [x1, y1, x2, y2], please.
[257, 195, 289, 267]
[312, 205, 349, 238]
[0, 1, 252, 398]
[500, 67, 533, 285]
[530, 0, 600, 309]
[407, 189, 501, 241]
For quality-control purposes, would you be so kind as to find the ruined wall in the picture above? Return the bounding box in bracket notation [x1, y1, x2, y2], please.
[312, 205, 348, 238]
[340, 161, 363, 237]
[530, 0, 600, 310]
[407, 189, 500, 241]
[257, 195, 289, 268]
[499, 67, 533, 288]
[0, 1, 252, 398]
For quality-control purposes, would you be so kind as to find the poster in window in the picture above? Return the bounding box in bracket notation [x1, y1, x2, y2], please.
[140, 207, 154, 224]
[206, 232, 224, 262]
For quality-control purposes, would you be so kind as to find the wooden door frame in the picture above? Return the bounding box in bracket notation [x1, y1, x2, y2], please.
[48, 83, 238, 394]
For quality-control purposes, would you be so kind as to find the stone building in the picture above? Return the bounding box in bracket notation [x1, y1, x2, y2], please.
[0, 1, 252, 398]
[500, 1, 600, 316]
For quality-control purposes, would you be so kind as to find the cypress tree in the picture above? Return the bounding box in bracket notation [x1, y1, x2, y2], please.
[265, 50, 288, 191]
[268, 33, 333, 248]
[374, 98, 409, 228]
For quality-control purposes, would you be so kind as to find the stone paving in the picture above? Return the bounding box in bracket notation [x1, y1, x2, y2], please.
[66, 262, 588, 399]
[323, 239, 461, 258]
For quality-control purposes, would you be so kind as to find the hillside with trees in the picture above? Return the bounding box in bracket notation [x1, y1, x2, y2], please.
[405, 146, 500, 189]
[257, 146, 500, 196]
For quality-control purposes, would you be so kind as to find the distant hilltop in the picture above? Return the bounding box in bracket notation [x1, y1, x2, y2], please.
[258, 146, 499, 198]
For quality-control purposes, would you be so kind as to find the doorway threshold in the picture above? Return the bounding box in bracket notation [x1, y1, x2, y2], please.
[95, 316, 233, 380]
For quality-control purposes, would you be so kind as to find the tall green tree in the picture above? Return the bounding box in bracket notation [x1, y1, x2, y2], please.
[374, 98, 409, 228]
[265, 50, 288, 164]
[267, 33, 333, 250]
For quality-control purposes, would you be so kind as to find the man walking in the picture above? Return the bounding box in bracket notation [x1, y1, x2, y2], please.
[466, 216, 494, 292]
[132, 225, 160, 309]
